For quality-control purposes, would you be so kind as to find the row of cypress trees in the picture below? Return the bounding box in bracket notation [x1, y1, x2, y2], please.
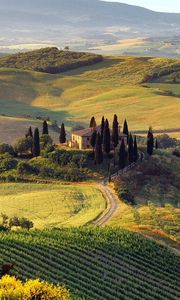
[26, 121, 66, 157]
[89, 115, 138, 167]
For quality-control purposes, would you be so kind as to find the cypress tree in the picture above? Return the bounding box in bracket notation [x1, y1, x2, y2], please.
[26, 126, 33, 138]
[133, 135, 138, 162]
[95, 133, 103, 164]
[147, 127, 154, 155]
[42, 120, 48, 135]
[155, 139, 158, 149]
[100, 116, 105, 141]
[33, 128, 40, 157]
[112, 114, 119, 148]
[89, 116, 96, 128]
[119, 139, 126, 169]
[90, 130, 97, 153]
[123, 119, 129, 142]
[128, 133, 134, 164]
[60, 123, 66, 144]
[103, 119, 111, 155]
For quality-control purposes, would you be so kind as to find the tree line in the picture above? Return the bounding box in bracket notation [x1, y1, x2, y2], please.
[89, 115, 138, 168]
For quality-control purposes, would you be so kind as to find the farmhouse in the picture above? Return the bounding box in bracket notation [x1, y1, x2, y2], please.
[69, 125, 127, 150]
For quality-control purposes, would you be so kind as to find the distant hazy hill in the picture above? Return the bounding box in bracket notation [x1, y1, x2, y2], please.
[0, 0, 180, 55]
[0, 47, 103, 73]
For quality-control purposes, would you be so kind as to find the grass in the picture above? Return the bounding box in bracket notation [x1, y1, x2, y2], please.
[0, 55, 180, 141]
[0, 183, 106, 228]
[0, 115, 61, 145]
[0, 227, 179, 300]
[107, 199, 180, 249]
[108, 150, 180, 249]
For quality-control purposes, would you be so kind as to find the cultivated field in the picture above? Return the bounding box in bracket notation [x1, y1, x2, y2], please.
[0, 55, 180, 143]
[0, 227, 179, 300]
[0, 183, 106, 228]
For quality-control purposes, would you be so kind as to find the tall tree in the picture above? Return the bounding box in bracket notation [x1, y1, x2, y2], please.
[95, 133, 103, 164]
[90, 130, 97, 153]
[89, 116, 96, 128]
[112, 114, 119, 148]
[25, 126, 33, 138]
[42, 120, 49, 135]
[128, 133, 134, 164]
[103, 119, 111, 155]
[60, 123, 66, 144]
[133, 135, 138, 162]
[119, 139, 126, 169]
[100, 116, 105, 142]
[155, 139, 158, 150]
[123, 119, 129, 142]
[147, 127, 154, 155]
[33, 128, 40, 157]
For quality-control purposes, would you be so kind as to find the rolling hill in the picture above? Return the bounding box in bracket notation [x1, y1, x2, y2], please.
[0, 227, 179, 300]
[0, 52, 180, 143]
[0, 0, 180, 56]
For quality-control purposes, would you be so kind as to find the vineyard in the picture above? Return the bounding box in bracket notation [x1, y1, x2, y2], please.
[0, 227, 179, 300]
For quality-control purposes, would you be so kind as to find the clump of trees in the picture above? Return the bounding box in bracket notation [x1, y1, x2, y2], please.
[0, 213, 34, 231]
[0, 47, 103, 74]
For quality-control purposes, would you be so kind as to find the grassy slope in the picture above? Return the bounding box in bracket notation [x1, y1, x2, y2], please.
[0, 228, 179, 300]
[0, 56, 180, 139]
[0, 183, 106, 228]
[108, 150, 180, 248]
[0, 116, 61, 145]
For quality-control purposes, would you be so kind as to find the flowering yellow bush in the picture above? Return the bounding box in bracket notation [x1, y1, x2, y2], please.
[0, 275, 71, 300]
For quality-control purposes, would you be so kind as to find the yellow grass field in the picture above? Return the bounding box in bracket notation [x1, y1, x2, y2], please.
[0, 183, 106, 228]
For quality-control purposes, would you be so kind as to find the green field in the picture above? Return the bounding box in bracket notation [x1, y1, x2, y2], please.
[0, 227, 179, 300]
[0, 183, 106, 228]
[0, 55, 180, 142]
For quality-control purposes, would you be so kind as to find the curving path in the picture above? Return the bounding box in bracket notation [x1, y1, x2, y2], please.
[94, 183, 119, 226]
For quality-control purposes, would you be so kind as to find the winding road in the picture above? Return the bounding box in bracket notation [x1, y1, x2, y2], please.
[94, 183, 119, 226]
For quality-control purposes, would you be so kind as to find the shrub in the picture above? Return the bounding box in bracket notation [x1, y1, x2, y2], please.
[40, 134, 53, 150]
[114, 178, 135, 205]
[173, 148, 180, 158]
[17, 162, 38, 175]
[14, 137, 33, 155]
[0, 158, 18, 171]
[0, 276, 71, 300]
[0, 144, 14, 155]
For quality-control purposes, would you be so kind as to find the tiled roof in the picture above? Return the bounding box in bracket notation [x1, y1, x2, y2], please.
[72, 126, 101, 137]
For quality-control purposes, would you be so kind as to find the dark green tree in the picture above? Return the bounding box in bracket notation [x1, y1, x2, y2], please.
[128, 133, 134, 164]
[25, 126, 33, 138]
[33, 128, 40, 157]
[147, 127, 154, 155]
[60, 123, 66, 144]
[112, 114, 119, 148]
[95, 133, 103, 164]
[103, 119, 111, 155]
[123, 119, 129, 141]
[100, 116, 105, 141]
[90, 130, 97, 153]
[89, 116, 96, 128]
[133, 135, 138, 162]
[42, 121, 49, 135]
[119, 139, 126, 169]
[155, 139, 158, 149]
